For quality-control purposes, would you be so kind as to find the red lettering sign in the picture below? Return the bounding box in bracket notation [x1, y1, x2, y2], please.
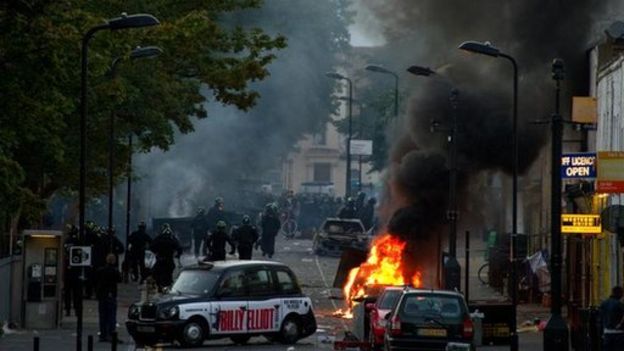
[247, 308, 275, 330]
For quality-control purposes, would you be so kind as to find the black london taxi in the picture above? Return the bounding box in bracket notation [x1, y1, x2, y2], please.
[126, 260, 317, 347]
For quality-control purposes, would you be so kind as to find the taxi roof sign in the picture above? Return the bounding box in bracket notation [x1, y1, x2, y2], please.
[561, 214, 601, 234]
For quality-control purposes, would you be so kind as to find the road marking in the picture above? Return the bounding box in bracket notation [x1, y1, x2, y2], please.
[315, 255, 347, 329]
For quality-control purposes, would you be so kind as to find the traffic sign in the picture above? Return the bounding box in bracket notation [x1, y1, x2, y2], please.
[69, 246, 92, 267]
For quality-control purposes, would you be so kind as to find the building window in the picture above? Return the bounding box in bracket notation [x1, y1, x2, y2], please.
[313, 163, 332, 182]
[312, 127, 327, 145]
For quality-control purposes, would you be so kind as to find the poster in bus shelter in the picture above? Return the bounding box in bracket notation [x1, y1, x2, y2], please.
[597, 151, 624, 193]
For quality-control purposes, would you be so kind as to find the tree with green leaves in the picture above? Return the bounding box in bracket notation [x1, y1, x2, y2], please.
[0, 0, 286, 241]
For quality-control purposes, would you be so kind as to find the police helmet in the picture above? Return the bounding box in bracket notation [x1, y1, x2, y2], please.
[347, 197, 355, 205]
[215, 197, 224, 205]
[160, 223, 173, 235]
[242, 215, 251, 225]
[216, 221, 227, 230]
[138, 221, 147, 229]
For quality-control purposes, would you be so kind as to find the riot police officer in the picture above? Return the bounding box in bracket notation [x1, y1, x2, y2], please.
[190, 208, 209, 258]
[84, 220, 100, 299]
[204, 221, 235, 261]
[150, 224, 182, 291]
[99, 227, 125, 268]
[231, 215, 259, 260]
[127, 221, 152, 283]
[206, 197, 227, 231]
[260, 204, 281, 259]
[337, 197, 358, 219]
[62, 225, 80, 316]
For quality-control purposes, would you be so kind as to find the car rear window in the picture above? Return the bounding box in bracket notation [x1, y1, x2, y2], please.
[399, 294, 465, 322]
[378, 290, 402, 309]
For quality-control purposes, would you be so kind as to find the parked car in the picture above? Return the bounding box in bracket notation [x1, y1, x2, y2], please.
[313, 218, 368, 256]
[126, 260, 317, 347]
[367, 287, 403, 350]
[383, 289, 474, 351]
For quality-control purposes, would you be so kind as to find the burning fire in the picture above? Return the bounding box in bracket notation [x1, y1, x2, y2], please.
[338, 233, 421, 317]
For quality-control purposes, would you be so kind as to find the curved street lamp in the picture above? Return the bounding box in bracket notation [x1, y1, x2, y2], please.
[407, 65, 461, 292]
[458, 40, 522, 351]
[326, 72, 353, 197]
[107, 46, 163, 256]
[365, 64, 399, 119]
[78, 13, 159, 351]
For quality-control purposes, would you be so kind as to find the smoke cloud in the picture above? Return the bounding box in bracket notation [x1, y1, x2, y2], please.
[133, 1, 351, 219]
[357, 0, 616, 265]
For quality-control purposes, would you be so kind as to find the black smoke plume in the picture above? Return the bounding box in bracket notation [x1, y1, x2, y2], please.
[360, 0, 614, 262]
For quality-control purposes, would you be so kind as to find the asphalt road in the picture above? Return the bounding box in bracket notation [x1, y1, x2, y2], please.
[0, 234, 544, 350]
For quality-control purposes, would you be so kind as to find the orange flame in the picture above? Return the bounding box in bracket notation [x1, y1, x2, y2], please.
[342, 233, 422, 312]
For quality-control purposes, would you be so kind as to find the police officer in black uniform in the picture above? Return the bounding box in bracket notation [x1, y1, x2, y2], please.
[150, 224, 182, 291]
[206, 197, 227, 231]
[127, 221, 152, 283]
[100, 227, 125, 268]
[231, 215, 259, 260]
[96, 253, 122, 343]
[260, 204, 281, 259]
[337, 197, 358, 219]
[204, 221, 235, 261]
[84, 221, 100, 299]
[190, 208, 209, 258]
[63, 224, 80, 316]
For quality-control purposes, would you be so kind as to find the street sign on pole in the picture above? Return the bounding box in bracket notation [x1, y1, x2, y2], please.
[69, 246, 92, 267]
[561, 214, 601, 234]
[350, 139, 373, 156]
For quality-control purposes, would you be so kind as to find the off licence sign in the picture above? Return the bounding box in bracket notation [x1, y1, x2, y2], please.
[561, 214, 601, 234]
[561, 152, 596, 179]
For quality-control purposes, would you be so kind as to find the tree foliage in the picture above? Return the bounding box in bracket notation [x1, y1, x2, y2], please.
[0, 0, 286, 228]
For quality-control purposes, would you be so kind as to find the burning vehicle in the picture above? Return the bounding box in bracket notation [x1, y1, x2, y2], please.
[313, 218, 369, 256]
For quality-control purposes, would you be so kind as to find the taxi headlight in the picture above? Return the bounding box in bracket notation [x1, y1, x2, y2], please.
[128, 305, 140, 319]
[158, 305, 179, 320]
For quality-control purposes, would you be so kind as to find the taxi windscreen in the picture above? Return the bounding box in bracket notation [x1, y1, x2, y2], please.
[171, 269, 220, 295]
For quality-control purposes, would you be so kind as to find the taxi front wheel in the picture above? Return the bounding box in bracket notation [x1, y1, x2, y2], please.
[279, 315, 301, 344]
[179, 319, 206, 347]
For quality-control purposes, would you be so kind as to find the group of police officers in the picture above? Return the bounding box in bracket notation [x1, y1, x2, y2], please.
[63, 197, 283, 307]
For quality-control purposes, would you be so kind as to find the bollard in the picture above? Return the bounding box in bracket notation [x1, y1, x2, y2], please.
[33, 336, 40, 351]
[87, 335, 93, 351]
[111, 331, 117, 351]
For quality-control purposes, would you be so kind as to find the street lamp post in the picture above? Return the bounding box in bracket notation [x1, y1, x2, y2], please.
[326, 72, 353, 197]
[338, 96, 365, 191]
[107, 46, 162, 253]
[458, 40, 519, 351]
[543, 58, 569, 351]
[78, 13, 159, 351]
[407, 65, 461, 291]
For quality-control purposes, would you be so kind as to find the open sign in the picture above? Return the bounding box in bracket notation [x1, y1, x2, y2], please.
[561, 153, 596, 179]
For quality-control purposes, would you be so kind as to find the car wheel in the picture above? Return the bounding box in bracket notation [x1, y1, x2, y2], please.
[230, 335, 251, 345]
[279, 315, 301, 344]
[178, 319, 206, 347]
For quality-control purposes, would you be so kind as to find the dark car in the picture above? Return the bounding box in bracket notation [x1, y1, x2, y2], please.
[126, 260, 316, 347]
[313, 218, 368, 256]
[383, 289, 474, 351]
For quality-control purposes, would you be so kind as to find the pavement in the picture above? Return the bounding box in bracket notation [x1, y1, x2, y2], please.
[0, 234, 548, 350]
